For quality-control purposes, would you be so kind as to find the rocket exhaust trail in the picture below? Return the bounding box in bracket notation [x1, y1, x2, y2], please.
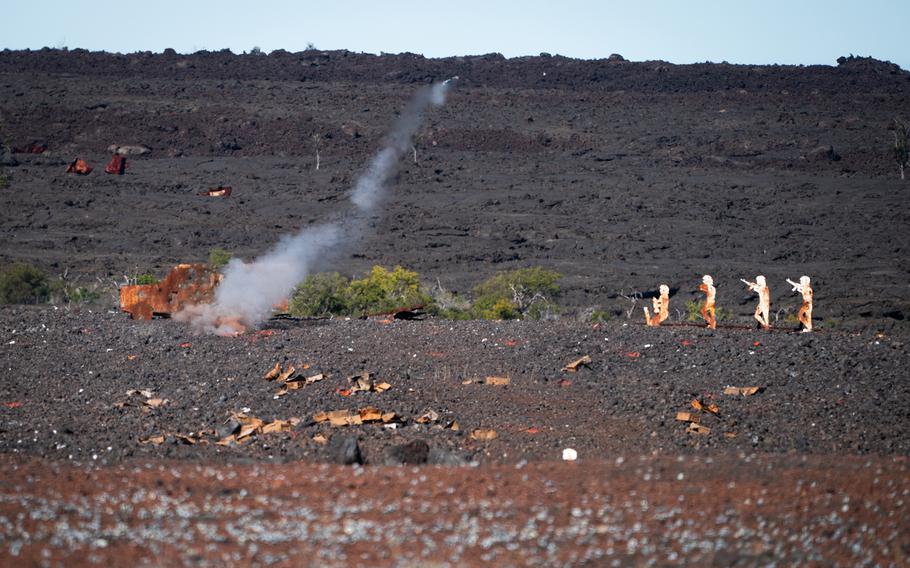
[176, 78, 457, 336]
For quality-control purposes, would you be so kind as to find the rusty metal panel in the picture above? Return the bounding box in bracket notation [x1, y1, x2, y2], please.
[119, 264, 222, 320]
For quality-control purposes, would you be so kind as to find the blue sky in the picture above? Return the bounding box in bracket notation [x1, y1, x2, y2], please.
[4, 0, 908, 69]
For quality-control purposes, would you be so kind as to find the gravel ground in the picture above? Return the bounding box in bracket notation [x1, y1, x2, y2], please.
[1, 455, 907, 566]
[2, 306, 908, 465]
[2, 49, 909, 566]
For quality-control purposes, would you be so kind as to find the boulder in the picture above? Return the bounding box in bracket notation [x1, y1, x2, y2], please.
[805, 145, 841, 162]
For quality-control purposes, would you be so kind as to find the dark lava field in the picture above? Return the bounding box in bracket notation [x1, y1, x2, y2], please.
[0, 49, 908, 566]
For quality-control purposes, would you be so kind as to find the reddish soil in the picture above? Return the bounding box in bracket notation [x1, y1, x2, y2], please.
[1, 49, 909, 565]
[2, 455, 908, 566]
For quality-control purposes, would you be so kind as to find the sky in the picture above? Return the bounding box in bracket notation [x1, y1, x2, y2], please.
[4, 0, 908, 70]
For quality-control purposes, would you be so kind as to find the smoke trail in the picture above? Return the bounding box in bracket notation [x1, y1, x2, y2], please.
[176, 78, 456, 335]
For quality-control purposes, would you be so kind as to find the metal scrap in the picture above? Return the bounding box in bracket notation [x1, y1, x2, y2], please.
[198, 186, 232, 197]
[65, 158, 92, 175]
[119, 263, 222, 320]
[562, 355, 592, 373]
[104, 154, 126, 175]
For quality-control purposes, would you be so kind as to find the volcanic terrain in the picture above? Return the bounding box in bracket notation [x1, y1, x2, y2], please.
[0, 49, 908, 566]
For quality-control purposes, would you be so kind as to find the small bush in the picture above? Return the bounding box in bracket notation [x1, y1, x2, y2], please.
[0, 263, 49, 304]
[288, 272, 350, 317]
[435, 307, 473, 320]
[472, 267, 561, 320]
[894, 119, 909, 180]
[288, 265, 433, 318]
[0, 172, 8, 189]
[587, 309, 613, 323]
[208, 248, 233, 270]
[135, 273, 159, 285]
[427, 279, 472, 320]
[346, 265, 432, 316]
[685, 300, 733, 323]
[49, 278, 101, 304]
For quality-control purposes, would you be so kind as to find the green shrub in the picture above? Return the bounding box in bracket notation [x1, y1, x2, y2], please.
[427, 280, 472, 320]
[288, 272, 350, 317]
[0, 263, 49, 304]
[49, 278, 101, 304]
[0, 172, 8, 189]
[472, 267, 561, 320]
[587, 309, 613, 323]
[135, 273, 159, 285]
[685, 300, 733, 323]
[435, 307, 473, 320]
[894, 119, 909, 180]
[288, 265, 433, 318]
[346, 265, 432, 316]
[208, 248, 233, 270]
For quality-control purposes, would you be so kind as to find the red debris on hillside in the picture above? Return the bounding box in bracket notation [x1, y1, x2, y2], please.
[119, 263, 222, 320]
[104, 154, 126, 175]
[12, 142, 47, 154]
[65, 158, 92, 175]
[199, 186, 232, 197]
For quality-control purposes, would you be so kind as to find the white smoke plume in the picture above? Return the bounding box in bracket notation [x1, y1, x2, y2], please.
[176, 78, 456, 335]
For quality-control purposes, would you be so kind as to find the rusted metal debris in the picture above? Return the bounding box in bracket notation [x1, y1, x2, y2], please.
[119, 264, 222, 320]
[198, 186, 232, 197]
[562, 355, 592, 373]
[104, 154, 126, 175]
[12, 142, 47, 154]
[65, 158, 93, 175]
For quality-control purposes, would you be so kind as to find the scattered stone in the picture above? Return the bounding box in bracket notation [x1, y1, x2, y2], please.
[0, 149, 18, 167]
[428, 447, 470, 466]
[108, 144, 151, 156]
[384, 440, 430, 465]
[326, 435, 363, 465]
[805, 145, 841, 162]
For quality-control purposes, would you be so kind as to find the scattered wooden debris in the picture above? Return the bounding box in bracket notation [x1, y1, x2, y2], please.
[263, 362, 281, 381]
[675, 411, 700, 423]
[139, 431, 209, 446]
[562, 355, 592, 373]
[344, 372, 391, 394]
[462, 376, 511, 385]
[198, 186, 232, 197]
[415, 409, 440, 424]
[217, 412, 301, 445]
[723, 386, 762, 396]
[265, 361, 326, 397]
[470, 429, 498, 441]
[687, 423, 711, 435]
[691, 399, 719, 414]
[116, 389, 169, 411]
[312, 407, 399, 427]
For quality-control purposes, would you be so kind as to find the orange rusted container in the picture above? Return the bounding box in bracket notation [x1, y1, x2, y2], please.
[104, 155, 126, 175]
[119, 264, 222, 320]
[65, 158, 93, 175]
